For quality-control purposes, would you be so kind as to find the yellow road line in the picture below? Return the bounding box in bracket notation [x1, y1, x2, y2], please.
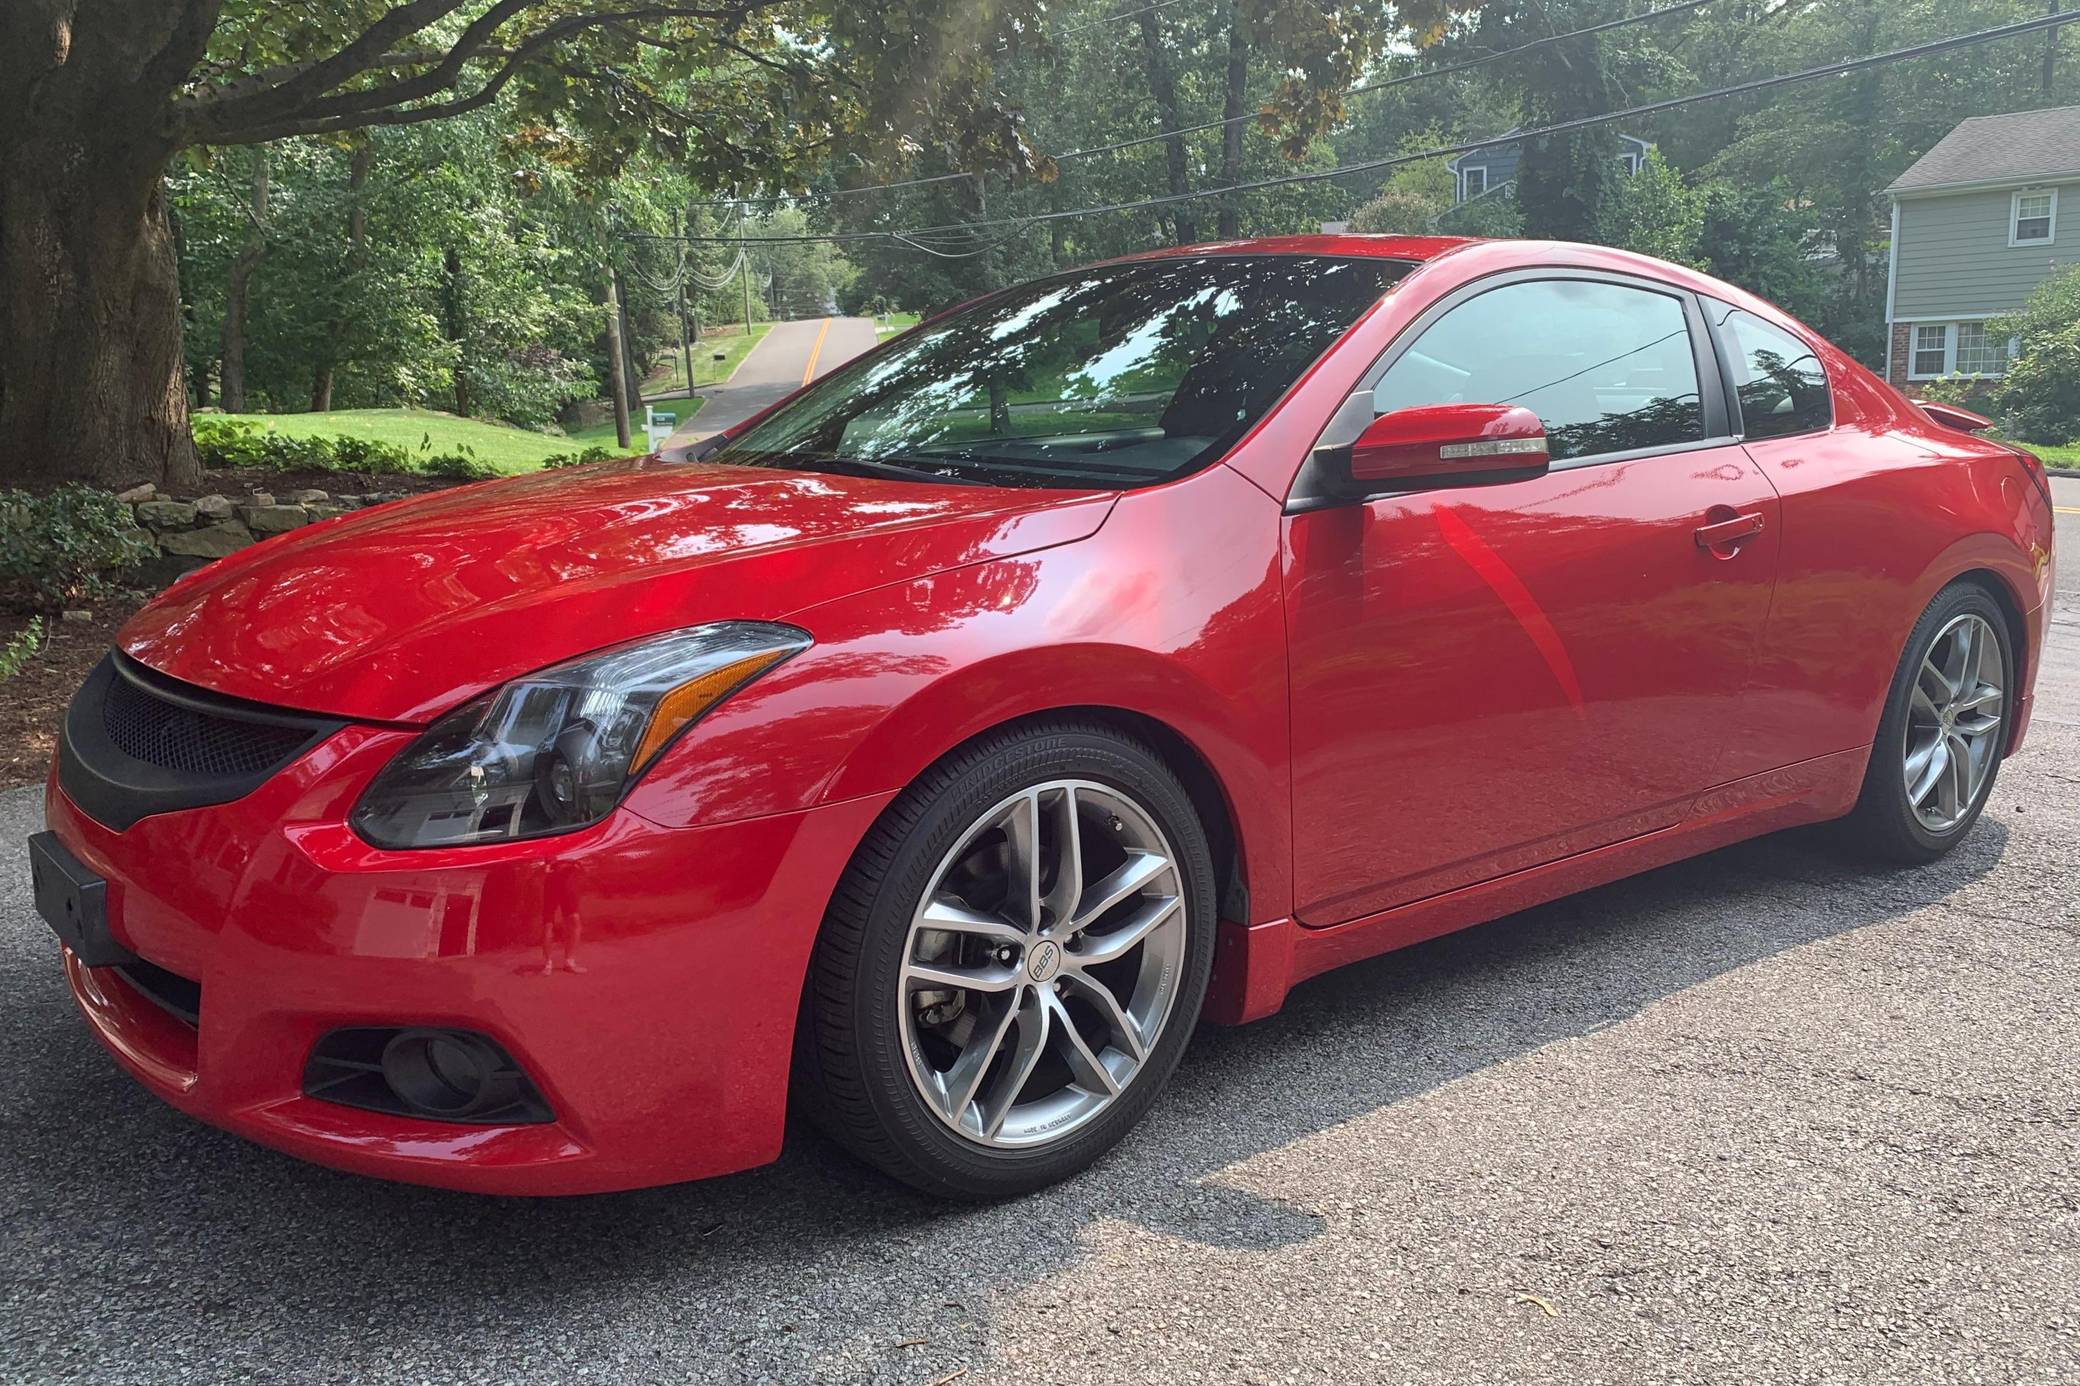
[2056, 506, 2080, 515]
[800, 316, 832, 385]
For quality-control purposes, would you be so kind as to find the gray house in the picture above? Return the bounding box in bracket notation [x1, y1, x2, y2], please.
[1446, 131, 1652, 204]
[1885, 105, 2080, 390]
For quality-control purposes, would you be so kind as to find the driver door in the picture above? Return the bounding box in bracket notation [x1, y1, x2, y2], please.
[1283, 272, 1782, 925]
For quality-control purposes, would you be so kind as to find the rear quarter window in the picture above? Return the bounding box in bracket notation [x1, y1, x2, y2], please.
[1710, 304, 1831, 441]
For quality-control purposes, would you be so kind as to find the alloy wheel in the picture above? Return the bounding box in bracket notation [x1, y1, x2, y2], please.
[1902, 612, 2005, 832]
[897, 779, 1188, 1149]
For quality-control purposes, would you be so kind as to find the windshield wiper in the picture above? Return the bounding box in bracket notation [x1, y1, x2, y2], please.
[801, 454, 990, 487]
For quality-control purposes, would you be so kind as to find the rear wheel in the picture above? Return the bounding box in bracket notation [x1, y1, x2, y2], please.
[795, 723, 1217, 1199]
[1840, 582, 2013, 862]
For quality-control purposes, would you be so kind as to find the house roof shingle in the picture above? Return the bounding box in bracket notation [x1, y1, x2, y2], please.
[1888, 105, 2080, 194]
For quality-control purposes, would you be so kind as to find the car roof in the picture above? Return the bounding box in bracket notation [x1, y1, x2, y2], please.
[1095, 234, 1479, 267]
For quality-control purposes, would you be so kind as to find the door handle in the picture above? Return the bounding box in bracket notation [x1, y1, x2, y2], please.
[1694, 510, 1765, 553]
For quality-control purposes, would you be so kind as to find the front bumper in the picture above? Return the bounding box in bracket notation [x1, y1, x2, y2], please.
[43, 726, 889, 1195]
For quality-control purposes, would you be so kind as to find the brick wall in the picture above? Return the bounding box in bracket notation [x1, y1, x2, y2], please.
[1886, 321, 1913, 389]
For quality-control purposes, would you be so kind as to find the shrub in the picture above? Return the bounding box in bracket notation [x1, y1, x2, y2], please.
[0, 616, 44, 681]
[0, 487, 154, 613]
[1990, 265, 2080, 446]
[192, 420, 485, 478]
[1348, 187, 1448, 236]
[542, 446, 615, 470]
[418, 448, 500, 481]
[191, 416, 273, 467]
[1911, 374, 1995, 408]
[329, 436, 418, 474]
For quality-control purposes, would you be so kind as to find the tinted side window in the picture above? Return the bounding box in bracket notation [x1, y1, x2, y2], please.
[1713, 306, 1831, 440]
[1373, 279, 1706, 462]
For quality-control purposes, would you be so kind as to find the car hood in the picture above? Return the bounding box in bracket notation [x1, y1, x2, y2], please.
[119, 458, 1112, 723]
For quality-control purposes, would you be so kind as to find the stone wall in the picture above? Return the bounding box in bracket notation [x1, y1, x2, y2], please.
[116, 481, 412, 581]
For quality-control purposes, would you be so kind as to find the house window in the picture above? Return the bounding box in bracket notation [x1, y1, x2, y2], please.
[1912, 324, 1949, 377]
[1463, 166, 1488, 198]
[1954, 322, 2003, 375]
[2011, 188, 2057, 244]
[1906, 321, 2008, 379]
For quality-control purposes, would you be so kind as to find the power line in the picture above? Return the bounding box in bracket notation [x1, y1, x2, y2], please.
[686, 0, 1720, 213]
[1058, 0, 1191, 38]
[1050, 0, 1716, 164]
[904, 5, 2080, 236]
[688, 170, 976, 212]
[627, 7, 2080, 251]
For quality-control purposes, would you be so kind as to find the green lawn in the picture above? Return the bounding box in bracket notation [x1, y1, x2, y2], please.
[566, 395, 705, 451]
[641, 323, 772, 399]
[213, 406, 641, 472]
[2033, 440, 2080, 471]
[875, 311, 921, 339]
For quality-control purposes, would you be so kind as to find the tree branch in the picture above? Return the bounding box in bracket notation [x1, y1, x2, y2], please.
[177, 0, 473, 137]
[184, 0, 784, 146]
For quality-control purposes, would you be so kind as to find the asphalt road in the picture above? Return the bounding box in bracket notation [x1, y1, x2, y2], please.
[2, 482, 2075, 1384]
[665, 316, 880, 447]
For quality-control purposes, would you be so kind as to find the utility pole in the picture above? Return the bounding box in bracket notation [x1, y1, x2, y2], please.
[678, 283, 692, 396]
[739, 197, 755, 337]
[2048, 0, 2062, 96]
[974, 171, 999, 287]
[604, 267, 631, 449]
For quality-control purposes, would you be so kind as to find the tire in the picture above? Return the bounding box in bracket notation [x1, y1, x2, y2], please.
[1838, 581, 2015, 863]
[794, 721, 1218, 1199]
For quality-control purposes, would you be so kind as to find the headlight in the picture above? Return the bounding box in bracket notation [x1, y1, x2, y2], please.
[351, 623, 809, 849]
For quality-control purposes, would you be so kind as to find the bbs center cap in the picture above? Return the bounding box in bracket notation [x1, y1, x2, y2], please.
[1026, 938, 1063, 983]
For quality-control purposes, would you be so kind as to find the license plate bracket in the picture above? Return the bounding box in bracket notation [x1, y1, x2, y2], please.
[28, 831, 135, 968]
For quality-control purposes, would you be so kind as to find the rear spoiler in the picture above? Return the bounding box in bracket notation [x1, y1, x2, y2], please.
[1912, 399, 1994, 433]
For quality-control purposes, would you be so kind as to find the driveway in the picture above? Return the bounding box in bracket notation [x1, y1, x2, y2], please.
[2, 483, 2075, 1384]
[665, 316, 880, 447]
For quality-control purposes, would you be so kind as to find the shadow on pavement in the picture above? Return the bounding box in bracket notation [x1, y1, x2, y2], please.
[0, 814, 2011, 1379]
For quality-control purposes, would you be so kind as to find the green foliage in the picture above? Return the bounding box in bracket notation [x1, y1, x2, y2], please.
[1347, 132, 1457, 233]
[1990, 266, 2080, 446]
[1596, 153, 1704, 267]
[0, 616, 44, 682]
[0, 488, 153, 613]
[1439, 192, 1525, 238]
[1694, 183, 1828, 325]
[1348, 187, 1447, 235]
[192, 417, 497, 479]
[1913, 374, 1994, 407]
[542, 447, 617, 470]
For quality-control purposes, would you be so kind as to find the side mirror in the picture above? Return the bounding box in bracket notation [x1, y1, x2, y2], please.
[1344, 403, 1550, 491]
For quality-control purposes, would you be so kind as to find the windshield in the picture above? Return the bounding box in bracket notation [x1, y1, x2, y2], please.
[710, 255, 1409, 490]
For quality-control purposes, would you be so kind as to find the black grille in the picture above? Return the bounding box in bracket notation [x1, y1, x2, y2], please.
[58, 654, 346, 831]
[113, 959, 203, 1027]
[102, 666, 315, 778]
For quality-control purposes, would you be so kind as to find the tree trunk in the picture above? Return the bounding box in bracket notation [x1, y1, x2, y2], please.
[218, 148, 269, 414]
[313, 142, 372, 413]
[0, 0, 208, 492]
[604, 271, 632, 450]
[443, 245, 470, 417]
[0, 139, 199, 491]
[1135, 9, 1197, 245]
[1216, 3, 1250, 241]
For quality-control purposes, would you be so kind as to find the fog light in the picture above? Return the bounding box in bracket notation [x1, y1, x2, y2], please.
[382, 1029, 504, 1118]
[302, 1026, 553, 1124]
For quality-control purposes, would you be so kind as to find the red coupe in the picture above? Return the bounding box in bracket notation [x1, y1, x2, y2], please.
[31, 236, 2055, 1199]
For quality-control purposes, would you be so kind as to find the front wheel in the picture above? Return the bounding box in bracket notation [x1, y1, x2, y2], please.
[1840, 582, 2014, 863]
[794, 723, 1217, 1199]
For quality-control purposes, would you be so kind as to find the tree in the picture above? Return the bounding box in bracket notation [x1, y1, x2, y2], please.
[0, 0, 1039, 491]
[1990, 265, 2080, 444]
[1596, 151, 1703, 266]
[1347, 131, 1456, 233]
[1693, 180, 1826, 323]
